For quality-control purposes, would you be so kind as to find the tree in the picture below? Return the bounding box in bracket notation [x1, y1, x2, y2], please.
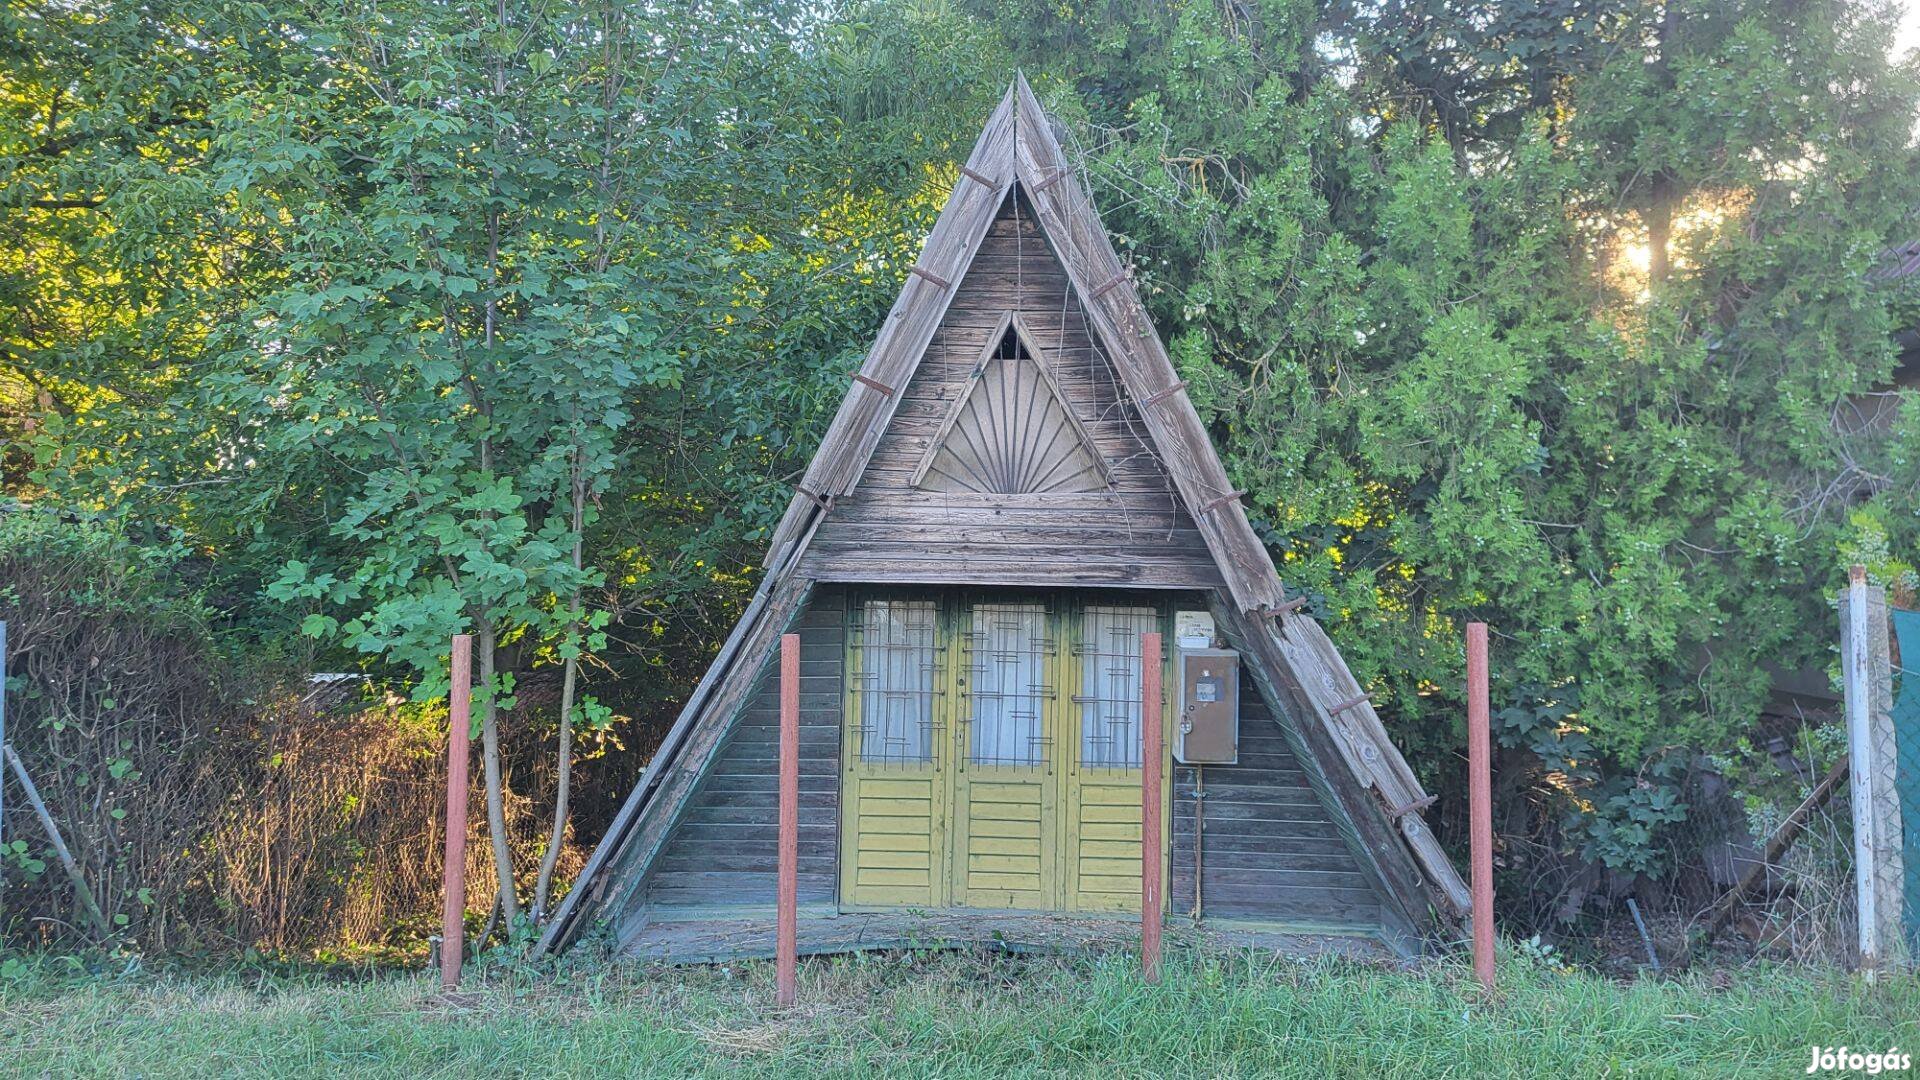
[965, 0, 1920, 874]
[10, 0, 1001, 935]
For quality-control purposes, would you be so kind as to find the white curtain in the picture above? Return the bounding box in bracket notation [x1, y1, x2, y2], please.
[1079, 607, 1157, 768]
[860, 599, 936, 763]
[969, 603, 1049, 765]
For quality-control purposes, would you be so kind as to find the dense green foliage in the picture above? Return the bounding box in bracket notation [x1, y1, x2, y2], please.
[4, 0, 1918, 902]
[3, 947, 1916, 1076]
[961, 0, 1920, 868]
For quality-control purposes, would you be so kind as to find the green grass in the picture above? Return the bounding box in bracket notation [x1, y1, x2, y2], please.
[2, 946, 1914, 1078]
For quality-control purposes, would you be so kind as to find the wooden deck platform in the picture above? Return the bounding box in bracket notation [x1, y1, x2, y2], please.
[621, 909, 1397, 965]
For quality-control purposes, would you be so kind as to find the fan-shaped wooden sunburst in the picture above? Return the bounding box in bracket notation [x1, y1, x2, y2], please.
[911, 314, 1113, 495]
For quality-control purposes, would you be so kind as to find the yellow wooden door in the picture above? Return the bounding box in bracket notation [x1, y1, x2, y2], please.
[949, 600, 1059, 909]
[840, 593, 1170, 915]
[839, 597, 949, 908]
[1062, 605, 1166, 912]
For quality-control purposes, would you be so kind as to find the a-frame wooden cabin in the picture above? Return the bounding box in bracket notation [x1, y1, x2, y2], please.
[539, 76, 1469, 961]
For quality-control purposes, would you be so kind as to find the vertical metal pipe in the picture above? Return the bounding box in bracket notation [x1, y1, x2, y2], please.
[441, 634, 473, 992]
[776, 632, 800, 1006]
[1467, 621, 1495, 993]
[1192, 763, 1204, 922]
[1141, 631, 1164, 984]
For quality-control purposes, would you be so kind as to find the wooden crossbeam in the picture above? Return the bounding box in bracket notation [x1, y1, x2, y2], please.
[1269, 596, 1309, 615]
[958, 165, 994, 186]
[1142, 380, 1187, 408]
[851, 373, 897, 398]
[1328, 693, 1372, 716]
[909, 265, 951, 289]
[1195, 490, 1246, 517]
[1033, 167, 1069, 192]
[1090, 271, 1131, 300]
[796, 484, 830, 508]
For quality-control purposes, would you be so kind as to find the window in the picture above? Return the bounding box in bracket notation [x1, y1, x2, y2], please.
[1077, 606, 1157, 768]
[853, 599, 938, 763]
[966, 602, 1052, 765]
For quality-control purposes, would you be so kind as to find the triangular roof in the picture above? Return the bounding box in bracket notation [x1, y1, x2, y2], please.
[536, 76, 1468, 956]
[762, 75, 1283, 613]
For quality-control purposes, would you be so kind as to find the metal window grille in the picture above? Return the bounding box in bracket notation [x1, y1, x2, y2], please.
[851, 599, 940, 765]
[1075, 606, 1157, 769]
[964, 603, 1053, 766]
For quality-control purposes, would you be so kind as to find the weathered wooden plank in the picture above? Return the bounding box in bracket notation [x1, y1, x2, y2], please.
[1185, 885, 1382, 920]
[762, 88, 1019, 563]
[631, 589, 847, 916]
[1007, 78, 1283, 613]
[1210, 600, 1447, 937]
[813, 522, 1213, 551]
[800, 557, 1222, 589]
[805, 540, 1221, 568]
[1171, 847, 1364, 874]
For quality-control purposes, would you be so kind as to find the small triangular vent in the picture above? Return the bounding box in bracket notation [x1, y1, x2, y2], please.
[913, 316, 1112, 495]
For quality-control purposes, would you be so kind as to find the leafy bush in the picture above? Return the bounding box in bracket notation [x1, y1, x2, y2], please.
[0, 507, 228, 949]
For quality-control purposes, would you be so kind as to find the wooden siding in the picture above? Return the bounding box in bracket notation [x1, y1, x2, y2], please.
[630, 589, 845, 913]
[1171, 671, 1380, 928]
[800, 193, 1223, 591]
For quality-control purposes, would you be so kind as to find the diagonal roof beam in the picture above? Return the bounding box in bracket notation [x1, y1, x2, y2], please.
[762, 86, 1019, 564]
[1007, 74, 1284, 614]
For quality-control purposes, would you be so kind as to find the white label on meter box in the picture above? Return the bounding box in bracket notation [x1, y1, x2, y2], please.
[1174, 610, 1215, 649]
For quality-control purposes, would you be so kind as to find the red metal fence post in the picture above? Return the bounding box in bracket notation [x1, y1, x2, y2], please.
[1466, 621, 1495, 993]
[441, 633, 473, 992]
[1141, 631, 1164, 985]
[776, 633, 801, 1006]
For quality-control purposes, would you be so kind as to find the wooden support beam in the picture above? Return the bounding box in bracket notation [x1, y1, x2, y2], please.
[1327, 692, 1372, 716]
[1701, 755, 1849, 943]
[796, 485, 830, 508]
[909, 265, 951, 290]
[776, 633, 800, 1006]
[851, 373, 897, 398]
[1141, 631, 1164, 985]
[1195, 490, 1246, 517]
[1090, 271, 1130, 300]
[1467, 622, 1495, 993]
[1269, 596, 1309, 616]
[958, 165, 994, 186]
[1033, 167, 1068, 192]
[1142, 381, 1187, 409]
[440, 634, 473, 991]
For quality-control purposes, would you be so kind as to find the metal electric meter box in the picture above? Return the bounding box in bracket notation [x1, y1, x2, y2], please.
[1174, 648, 1239, 764]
